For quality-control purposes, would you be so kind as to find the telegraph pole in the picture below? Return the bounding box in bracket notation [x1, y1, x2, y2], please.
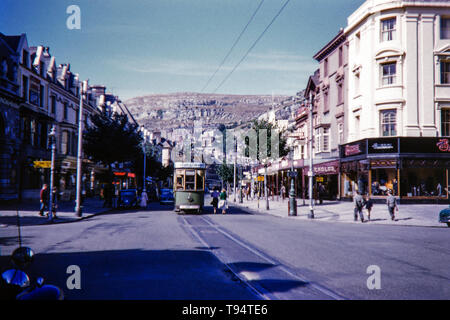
[75, 80, 88, 217]
[308, 91, 314, 219]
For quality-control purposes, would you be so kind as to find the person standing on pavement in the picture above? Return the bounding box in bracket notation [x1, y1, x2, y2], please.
[354, 191, 365, 222]
[139, 189, 148, 208]
[219, 188, 228, 214]
[280, 185, 286, 201]
[386, 190, 398, 221]
[211, 187, 219, 214]
[364, 194, 373, 221]
[39, 184, 49, 216]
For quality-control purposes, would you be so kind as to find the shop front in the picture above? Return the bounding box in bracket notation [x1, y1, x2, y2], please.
[340, 137, 450, 203]
[302, 159, 340, 201]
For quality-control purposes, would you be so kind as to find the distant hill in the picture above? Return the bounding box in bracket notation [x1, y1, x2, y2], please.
[124, 92, 290, 131]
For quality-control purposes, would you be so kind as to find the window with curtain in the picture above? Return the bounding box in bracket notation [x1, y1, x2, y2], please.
[381, 62, 396, 86]
[380, 110, 397, 137]
[381, 18, 396, 41]
[441, 60, 450, 84]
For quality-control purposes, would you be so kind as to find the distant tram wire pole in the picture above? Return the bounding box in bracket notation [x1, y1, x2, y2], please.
[212, 0, 291, 94]
[200, 0, 266, 93]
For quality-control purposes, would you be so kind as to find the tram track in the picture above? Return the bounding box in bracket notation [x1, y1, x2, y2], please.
[180, 214, 346, 300]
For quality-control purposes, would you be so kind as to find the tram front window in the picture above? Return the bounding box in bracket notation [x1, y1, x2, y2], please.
[196, 170, 204, 190]
[176, 172, 184, 190]
[185, 170, 195, 190]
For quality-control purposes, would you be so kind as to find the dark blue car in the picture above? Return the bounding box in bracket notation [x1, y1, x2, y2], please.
[159, 188, 174, 205]
[439, 206, 450, 227]
[118, 189, 138, 208]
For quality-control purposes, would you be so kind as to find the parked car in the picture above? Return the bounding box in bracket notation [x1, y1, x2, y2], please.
[118, 189, 138, 208]
[439, 206, 450, 227]
[159, 188, 174, 205]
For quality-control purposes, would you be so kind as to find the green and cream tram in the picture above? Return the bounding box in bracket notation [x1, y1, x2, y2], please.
[173, 162, 206, 214]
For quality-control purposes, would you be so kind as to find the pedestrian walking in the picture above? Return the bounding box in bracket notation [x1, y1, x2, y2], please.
[364, 194, 373, 221]
[318, 183, 325, 205]
[218, 188, 228, 214]
[39, 184, 49, 216]
[139, 189, 149, 208]
[280, 185, 286, 201]
[354, 191, 365, 222]
[211, 187, 219, 214]
[386, 190, 398, 221]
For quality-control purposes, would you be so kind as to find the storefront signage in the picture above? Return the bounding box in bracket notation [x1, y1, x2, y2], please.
[436, 139, 450, 152]
[368, 138, 398, 154]
[345, 144, 361, 156]
[401, 137, 450, 154]
[303, 161, 339, 175]
[33, 161, 51, 168]
[341, 140, 366, 158]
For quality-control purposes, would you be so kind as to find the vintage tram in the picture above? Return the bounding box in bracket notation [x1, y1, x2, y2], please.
[173, 162, 206, 214]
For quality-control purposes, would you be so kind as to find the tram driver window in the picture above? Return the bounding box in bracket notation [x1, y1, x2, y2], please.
[176, 172, 184, 190]
[185, 170, 195, 190]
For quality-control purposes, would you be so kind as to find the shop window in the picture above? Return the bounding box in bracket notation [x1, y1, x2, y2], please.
[442, 109, 450, 136]
[380, 110, 397, 137]
[401, 168, 446, 197]
[371, 168, 397, 195]
[440, 60, 450, 84]
[381, 62, 396, 86]
[381, 17, 396, 42]
[39, 85, 44, 108]
[441, 17, 450, 39]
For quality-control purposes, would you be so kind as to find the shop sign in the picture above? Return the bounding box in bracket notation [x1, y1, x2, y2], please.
[370, 159, 397, 168]
[436, 138, 450, 152]
[341, 140, 366, 158]
[368, 138, 398, 154]
[33, 161, 51, 168]
[257, 176, 264, 182]
[316, 177, 324, 182]
[303, 161, 339, 175]
[400, 137, 450, 154]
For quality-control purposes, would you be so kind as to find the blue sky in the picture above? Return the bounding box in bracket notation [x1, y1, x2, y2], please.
[0, 0, 363, 100]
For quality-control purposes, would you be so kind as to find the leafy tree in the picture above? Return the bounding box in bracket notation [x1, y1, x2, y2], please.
[84, 111, 143, 199]
[216, 161, 234, 186]
[245, 119, 290, 162]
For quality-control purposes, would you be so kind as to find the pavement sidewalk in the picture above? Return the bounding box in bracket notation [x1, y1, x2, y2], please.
[226, 193, 449, 228]
[0, 197, 112, 226]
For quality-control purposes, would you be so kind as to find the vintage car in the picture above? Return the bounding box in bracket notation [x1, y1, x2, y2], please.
[118, 189, 138, 208]
[439, 206, 450, 227]
[159, 188, 174, 205]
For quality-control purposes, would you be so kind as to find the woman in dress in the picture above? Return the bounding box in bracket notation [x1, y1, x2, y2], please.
[219, 188, 228, 214]
[211, 187, 220, 214]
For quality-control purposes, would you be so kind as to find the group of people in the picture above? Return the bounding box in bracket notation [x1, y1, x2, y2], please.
[210, 187, 228, 214]
[353, 190, 398, 223]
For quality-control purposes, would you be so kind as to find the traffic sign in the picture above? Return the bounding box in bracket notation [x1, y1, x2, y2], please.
[288, 171, 298, 177]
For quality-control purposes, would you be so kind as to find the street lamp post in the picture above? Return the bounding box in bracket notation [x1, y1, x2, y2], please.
[142, 126, 147, 191]
[264, 163, 269, 210]
[288, 150, 297, 216]
[48, 125, 56, 222]
[75, 80, 88, 217]
[308, 92, 315, 219]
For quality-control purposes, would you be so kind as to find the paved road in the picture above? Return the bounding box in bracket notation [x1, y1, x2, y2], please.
[1, 201, 449, 300]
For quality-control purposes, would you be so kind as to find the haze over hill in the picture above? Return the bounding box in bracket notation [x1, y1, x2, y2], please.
[124, 92, 290, 131]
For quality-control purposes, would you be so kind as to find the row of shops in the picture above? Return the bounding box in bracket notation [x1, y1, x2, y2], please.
[250, 137, 450, 203]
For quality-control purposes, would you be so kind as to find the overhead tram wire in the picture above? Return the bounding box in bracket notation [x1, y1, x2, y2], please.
[200, 0, 266, 93]
[212, 0, 291, 94]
